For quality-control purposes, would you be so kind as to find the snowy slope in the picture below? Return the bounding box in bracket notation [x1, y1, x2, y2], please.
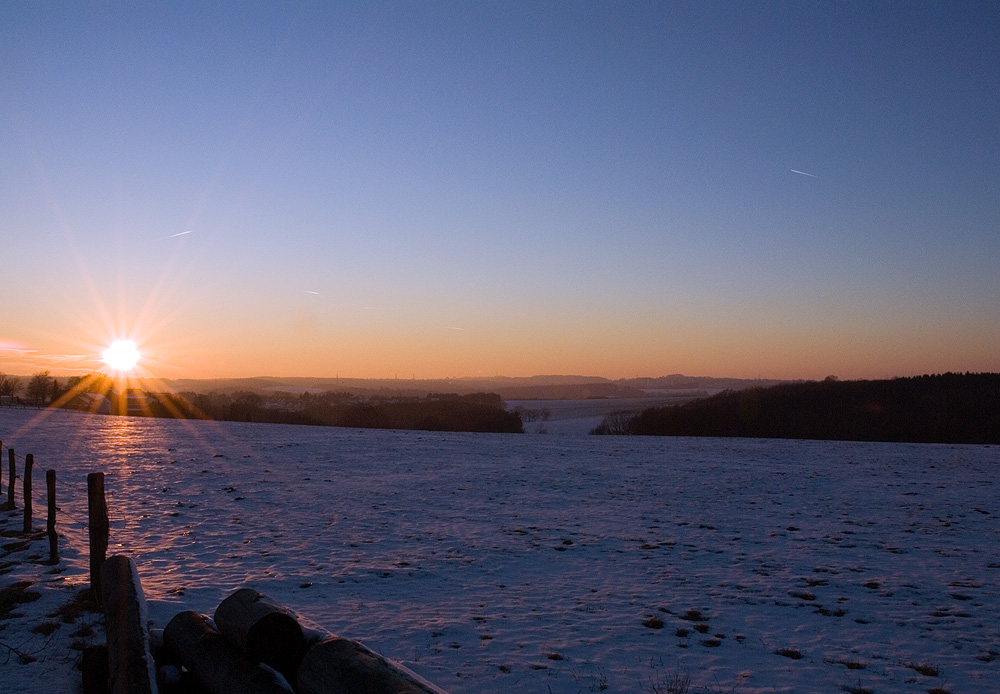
[1, 407, 997, 693]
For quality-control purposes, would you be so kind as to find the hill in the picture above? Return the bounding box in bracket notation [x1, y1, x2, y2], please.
[594, 373, 1000, 444]
[162, 374, 780, 399]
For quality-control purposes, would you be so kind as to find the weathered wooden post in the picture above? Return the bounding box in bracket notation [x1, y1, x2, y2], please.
[101, 555, 157, 694]
[6, 447, 14, 508]
[23, 453, 33, 533]
[88, 472, 110, 602]
[47, 469, 58, 563]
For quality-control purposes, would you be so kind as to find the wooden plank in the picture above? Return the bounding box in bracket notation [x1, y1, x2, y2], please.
[101, 555, 157, 694]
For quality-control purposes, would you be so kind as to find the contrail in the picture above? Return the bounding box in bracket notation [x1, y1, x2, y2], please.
[305, 291, 320, 295]
[790, 169, 818, 178]
[159, 230, 193, 239]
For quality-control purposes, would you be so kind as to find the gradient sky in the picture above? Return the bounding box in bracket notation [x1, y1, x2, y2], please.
[3, 2, 998, 381]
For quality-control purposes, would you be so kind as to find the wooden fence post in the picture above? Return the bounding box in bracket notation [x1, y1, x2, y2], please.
[6, 448, 14, 508]
[47, 469, 58, 563]
[23, 453, 33, 533]
[88, 472, 109, 602]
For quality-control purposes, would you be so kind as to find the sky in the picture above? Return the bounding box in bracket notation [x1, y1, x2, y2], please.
[2, 1, 998, 381]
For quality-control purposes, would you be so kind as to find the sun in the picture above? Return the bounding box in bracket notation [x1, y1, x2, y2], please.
[102, 339, 141, 372]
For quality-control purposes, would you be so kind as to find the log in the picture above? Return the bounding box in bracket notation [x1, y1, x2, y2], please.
[214, 588, 307, 683]
[163, 611, 291, 694]
[101, 555, 158, 694]
[297, 637, 449, 694]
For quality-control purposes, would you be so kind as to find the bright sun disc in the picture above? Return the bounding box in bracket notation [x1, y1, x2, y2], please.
[103, 340, 140, 372]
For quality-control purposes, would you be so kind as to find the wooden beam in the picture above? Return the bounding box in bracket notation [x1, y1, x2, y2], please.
[101, 555, 157, 694]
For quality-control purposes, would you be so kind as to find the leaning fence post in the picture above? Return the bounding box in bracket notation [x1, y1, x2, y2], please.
[47, 469, 58, 563]
[88, 472, 109, 603]
[6, 448, 14, 508]
[23, 454, 33, 533]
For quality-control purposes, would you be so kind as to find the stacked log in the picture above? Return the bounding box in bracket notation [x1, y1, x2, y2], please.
[297, 636, 446, 694]
[163, 611, 291, 694]
[213, 588, 307, 684]
[161, 588, 449, 694]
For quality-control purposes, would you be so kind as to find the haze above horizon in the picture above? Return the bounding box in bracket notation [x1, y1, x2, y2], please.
[3, 2, 998, 382]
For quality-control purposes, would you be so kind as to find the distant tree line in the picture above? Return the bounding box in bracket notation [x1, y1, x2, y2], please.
[0, 371, 82, 407]
[66, 387, 524, 434]
[591, 373, 1000, 444]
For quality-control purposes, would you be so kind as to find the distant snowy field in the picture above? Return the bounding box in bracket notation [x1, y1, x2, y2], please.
[1, 408, 998, 693]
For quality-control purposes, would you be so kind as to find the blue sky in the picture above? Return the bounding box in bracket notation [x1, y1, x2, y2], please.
[2, 2, 998, 380]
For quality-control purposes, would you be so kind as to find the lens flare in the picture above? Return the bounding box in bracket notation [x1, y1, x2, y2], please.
[103, 339, 141, 372]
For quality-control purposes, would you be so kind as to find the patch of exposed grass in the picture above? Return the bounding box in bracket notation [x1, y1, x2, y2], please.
[826, 656, 868, 670]
[0, 580, 41, 619]
[907, 662, 939, 677]
[840, 683, 873, 694]
[679, 609, 705, 622]
[31, 620, 61, 636]
[648, 670, 691, 694]
[643, 616, 665, 629]
[47, 588, 98, 624]
[776, 647, 803, 660]
[71, 624, 95, 639]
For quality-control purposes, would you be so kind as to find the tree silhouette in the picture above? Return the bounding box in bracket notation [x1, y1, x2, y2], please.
[26, 370, 52, 406]
[0, 372, 22, 399]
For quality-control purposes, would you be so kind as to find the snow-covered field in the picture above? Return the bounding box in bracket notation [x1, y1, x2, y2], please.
[1, 407, 998, 693]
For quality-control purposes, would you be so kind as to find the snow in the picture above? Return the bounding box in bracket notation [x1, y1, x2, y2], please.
[1, 407, 998, 693]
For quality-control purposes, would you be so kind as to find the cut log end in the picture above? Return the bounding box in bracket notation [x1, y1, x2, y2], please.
[214, 587, 307, 681]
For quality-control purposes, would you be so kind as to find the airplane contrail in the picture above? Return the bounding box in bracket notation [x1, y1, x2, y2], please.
[790, 169, 818, 178]
[159, 230, 193, 239]
[305, 291, 320, 295]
